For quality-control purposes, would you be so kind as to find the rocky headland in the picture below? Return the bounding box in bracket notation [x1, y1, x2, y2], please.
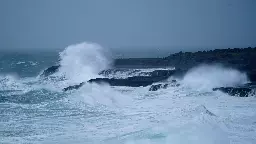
[42, 47, 256, 97]
[115, 47, 256, 82]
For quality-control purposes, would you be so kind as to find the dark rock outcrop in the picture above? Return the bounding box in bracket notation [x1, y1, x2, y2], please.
[87, 70, 177, 88]
[114, 47, 256, 82]
[63, 74, 174, 91]
[145, 70, 175, 77]
[88, 76, 170, 87]
[148, 80, 180, 91]
[99, 69, 176, 78]
[213, 87, 255, 97]
[42, 47, 256, 82]
[243, 82, 256, 88]
[41, 65, 60, 77]
[149, 84, 169, 91]
[63, 82, 85, 91]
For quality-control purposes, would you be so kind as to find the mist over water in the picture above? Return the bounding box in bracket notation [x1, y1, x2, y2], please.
[0, 42, 256, 144]
[182, 64, 249, 91]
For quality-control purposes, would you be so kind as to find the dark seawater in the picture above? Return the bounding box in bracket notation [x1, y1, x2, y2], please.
[0, 52, 59, 77]
[0, 42, 256, 144]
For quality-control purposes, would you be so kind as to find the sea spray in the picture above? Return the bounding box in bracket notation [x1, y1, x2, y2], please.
[68, 83, 132, 108]
[56, 42, 132, 107]
[181, 64, 249, 91]
[1, 43, 255, 144]
[58, 42, 112, 84]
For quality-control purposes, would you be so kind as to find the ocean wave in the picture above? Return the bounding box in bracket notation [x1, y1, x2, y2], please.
[58, 42, 112, 84]
[1, 42, 256, 144]
[181, 64, 249, 91]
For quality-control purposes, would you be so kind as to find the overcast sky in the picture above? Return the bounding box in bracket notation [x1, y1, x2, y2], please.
[1, 0, 256, 57]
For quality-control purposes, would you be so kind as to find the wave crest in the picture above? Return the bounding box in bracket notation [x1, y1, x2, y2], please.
[58, 42, 112, 83]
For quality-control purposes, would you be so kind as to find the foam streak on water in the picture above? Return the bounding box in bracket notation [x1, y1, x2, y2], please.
[0, 42, 256, 144]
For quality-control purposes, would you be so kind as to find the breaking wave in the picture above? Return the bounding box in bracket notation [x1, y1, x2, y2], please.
[58, 42, 112, 83]
[181, 64, 249, 91]
[1, 42, 256, 144]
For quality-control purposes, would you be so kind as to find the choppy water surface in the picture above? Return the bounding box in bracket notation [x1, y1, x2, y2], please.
[0, 42, 256, 144]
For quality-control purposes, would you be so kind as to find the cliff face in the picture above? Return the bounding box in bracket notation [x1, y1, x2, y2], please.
[114, 47, 256, 81]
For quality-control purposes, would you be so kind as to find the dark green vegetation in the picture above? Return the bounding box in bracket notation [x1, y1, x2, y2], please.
[115, 47, 256, 81]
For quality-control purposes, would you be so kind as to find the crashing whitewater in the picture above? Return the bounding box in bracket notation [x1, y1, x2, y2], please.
[0, 42, 256, 144]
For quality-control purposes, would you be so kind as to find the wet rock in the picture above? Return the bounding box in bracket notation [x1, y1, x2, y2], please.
[148, 70, 176, 77]
[148, 79, 181, 91]
[243, 82, 256, 88]
[149, 84, 169, 91]
[213, 87, 254, 97]
[162, 84, 169, 89]
[88, 76, 169, 87]
[63, 73, 175, 91]
[41, 65, 60, 77]
[63, 82, 85, 91]
[99, 69, 176, 78]
[114, 47, 256, 81]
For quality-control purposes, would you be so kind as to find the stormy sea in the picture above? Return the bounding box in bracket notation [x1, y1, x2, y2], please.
[1, 42, 256, 144]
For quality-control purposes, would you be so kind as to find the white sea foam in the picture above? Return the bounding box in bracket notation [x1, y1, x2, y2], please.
[102, 67, 175, 79]
[67, 83, 132, 108]
[58, 42, 112, 84]
[16, 61, 25, 65]
[1, 42, 256, 144]
[181, 64, 249, 91]
[29, 61, 38, 66]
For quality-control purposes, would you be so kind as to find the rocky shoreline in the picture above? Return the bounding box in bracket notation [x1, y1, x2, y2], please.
[115, 47, 256, 81]
[41, 47, 256, 97]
